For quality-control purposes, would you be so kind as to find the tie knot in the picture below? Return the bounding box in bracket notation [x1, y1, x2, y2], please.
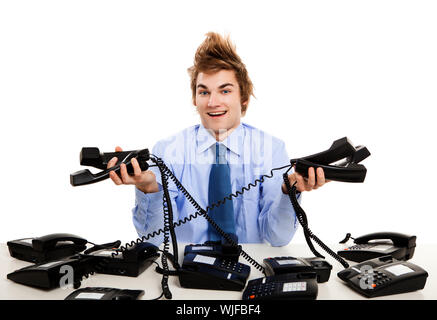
[215, 143, 227, 164]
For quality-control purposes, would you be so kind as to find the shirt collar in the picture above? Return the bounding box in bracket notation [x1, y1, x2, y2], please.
[196, 123, 245, 157]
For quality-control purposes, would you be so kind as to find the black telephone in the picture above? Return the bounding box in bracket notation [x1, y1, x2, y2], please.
[178, 253, 251, 291]
[65, 287, 144, 300]
[243, 272, 318, 300]
[82, 241, 160, 277]
[263, 256, 332, 283]
[7, 254, 95, 289]
[7, 233, 88, 263]
[70, 147, 150, 186]
[337, 255, 428, 298]
[292, 137, 370, 183]
[337, 232, 417, 262]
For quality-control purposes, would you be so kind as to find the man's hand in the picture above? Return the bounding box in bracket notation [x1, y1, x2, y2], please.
[282, 167, 329, 194]
[107, 146, 159, 194]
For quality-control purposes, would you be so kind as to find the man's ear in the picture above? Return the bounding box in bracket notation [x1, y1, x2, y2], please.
[241, 100, 249, 116]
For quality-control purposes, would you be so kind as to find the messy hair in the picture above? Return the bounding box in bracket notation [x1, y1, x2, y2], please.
[187, 32, 254, 113]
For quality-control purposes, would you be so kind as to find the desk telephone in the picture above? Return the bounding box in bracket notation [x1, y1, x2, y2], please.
[7, 233, 88, 263]
[81, 241, 160, 277]
[7, 254, 96, 289]
[337, 231, 417, 262]
[263, 256, 332, 283]
[337, 255, 428, 298]
[65, 287, 144, 300]
[178, 252, 251, 291]
[243, 272, 318, 301]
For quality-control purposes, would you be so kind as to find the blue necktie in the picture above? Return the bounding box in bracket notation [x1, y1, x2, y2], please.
[207, 143, 236, 241]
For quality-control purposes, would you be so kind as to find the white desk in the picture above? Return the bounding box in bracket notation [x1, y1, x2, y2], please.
[1, 242, 436, 300]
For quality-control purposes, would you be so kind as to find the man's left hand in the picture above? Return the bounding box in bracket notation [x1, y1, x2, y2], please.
[282, 167, 329, 194]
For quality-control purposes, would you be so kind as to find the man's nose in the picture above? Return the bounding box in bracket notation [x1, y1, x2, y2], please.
[208, 92, 220, 107]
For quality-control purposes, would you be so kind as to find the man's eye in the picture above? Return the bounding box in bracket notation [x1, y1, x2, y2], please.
[222, 90, 230, 94]
[199, 91, 209, 95]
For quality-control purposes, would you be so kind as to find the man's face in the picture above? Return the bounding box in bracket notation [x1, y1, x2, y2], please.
[195, 69, 247, 140]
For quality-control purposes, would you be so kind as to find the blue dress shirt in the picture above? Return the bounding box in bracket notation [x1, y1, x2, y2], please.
[132, 122, 300, 247]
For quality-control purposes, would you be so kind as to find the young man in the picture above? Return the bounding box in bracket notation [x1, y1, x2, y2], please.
[108, 32, 327, 246]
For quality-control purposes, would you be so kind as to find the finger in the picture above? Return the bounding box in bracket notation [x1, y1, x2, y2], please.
[109, 170, 123, 185]
[131, 158, 142, 177]
[287, 173, 297, 185]
[115, 146, 123, 152]
[307, 167, 316, 190]
[107, 156, 118, 169]
[316, 167, 326, 187]
[296, 174, 306, 192]
[119, 163, 132, 184]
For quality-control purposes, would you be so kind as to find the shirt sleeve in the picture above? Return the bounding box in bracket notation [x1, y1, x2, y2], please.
[257, 140, 301, 247]
[131, 141, 179, 247]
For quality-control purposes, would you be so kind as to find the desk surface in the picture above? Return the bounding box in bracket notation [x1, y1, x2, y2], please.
[1, 242, 436, 300]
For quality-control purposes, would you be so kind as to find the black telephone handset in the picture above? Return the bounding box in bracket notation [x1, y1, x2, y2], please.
[293, 137, 371, 182]
[65, 287, 144, 300]
[7, 233, 88, 263]
[178, 253, 251, 291]
[243, 272, 318, 300]
[337, 232, 417, 262]
[70, 148, 150, 186]
[83, 242, 160, 277]
[337, 255, 428, 298]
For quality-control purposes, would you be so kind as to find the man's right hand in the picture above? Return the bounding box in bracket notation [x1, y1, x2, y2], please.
[107, 146, 159, 194]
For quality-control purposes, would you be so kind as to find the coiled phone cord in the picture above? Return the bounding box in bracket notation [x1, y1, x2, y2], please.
[109, 155, 294, 277]
[151, 155, 287, 275]
[157, 162, 177, 299]
[282, 169, 350, 269]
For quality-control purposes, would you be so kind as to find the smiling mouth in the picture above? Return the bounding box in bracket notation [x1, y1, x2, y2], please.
[207, 111, 227, 117]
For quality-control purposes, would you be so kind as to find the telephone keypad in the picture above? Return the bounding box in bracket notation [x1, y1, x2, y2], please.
[219, 259, 244, 273]
[348, 244, 371, 250]
[357, 270, 392, 289]
[245, 281, 278, 299]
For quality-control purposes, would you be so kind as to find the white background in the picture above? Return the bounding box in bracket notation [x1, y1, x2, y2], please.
[1, 0, 436, 246]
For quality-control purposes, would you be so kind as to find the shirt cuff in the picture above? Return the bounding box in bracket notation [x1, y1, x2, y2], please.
[135, 187, 164, 213]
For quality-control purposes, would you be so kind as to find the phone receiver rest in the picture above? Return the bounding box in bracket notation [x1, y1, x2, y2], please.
[70, 148, 150, 186]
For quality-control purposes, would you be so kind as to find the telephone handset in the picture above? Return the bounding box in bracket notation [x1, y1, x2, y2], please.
[337, 255, 428, 298]
[7, 233, 88, 263]
[243, 272, 318, 300]
[178, 253, 251, 291]
[337, 232, 417, 262]
[70, 148, 150, 186]
[292, 137, 370, 183]
[65, 287, 145, 300]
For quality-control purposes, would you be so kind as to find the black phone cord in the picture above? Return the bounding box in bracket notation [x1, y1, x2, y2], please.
[282, 173, 350, 269]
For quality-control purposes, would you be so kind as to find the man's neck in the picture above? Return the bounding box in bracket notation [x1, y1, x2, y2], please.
[214, 127, 236, 142]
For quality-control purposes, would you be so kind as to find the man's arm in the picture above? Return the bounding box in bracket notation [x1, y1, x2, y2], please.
[131, 143, 179, 247]
[257, 140, 300, 246]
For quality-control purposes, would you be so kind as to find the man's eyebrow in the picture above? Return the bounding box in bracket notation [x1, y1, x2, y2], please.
[218, 83, 234, 89]
[196, 83, 235, 90]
